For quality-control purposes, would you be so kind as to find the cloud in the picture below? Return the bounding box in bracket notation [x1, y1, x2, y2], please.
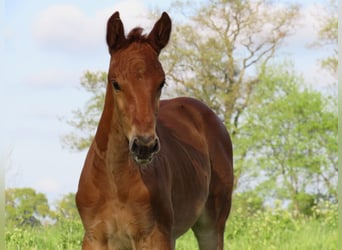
[32, 1, 150, 54]
[33, 4, 95, 53]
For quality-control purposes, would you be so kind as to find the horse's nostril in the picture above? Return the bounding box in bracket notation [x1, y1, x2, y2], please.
[130, 135, 160, 162]
[152, 138, 160, 153]
[131, 138, 139, 154]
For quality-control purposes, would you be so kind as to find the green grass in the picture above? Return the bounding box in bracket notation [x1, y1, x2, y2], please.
[6, 204, 337, 250]
[5, 219, 83, 250]
[223, 212, 337, 250]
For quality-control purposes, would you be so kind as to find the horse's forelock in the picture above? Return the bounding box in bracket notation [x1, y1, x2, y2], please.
[127, 27, 148, 43]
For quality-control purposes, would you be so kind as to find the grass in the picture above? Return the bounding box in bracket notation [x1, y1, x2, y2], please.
[223, 213, 337, 250]
[6, 203, 337, 250]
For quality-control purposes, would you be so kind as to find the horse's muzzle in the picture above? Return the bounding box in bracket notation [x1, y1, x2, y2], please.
[129, 135, 160, 165]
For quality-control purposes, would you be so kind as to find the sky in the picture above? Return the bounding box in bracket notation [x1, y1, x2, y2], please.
[1, 0, 335, 204]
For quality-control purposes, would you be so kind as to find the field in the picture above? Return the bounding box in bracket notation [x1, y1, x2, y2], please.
[6, 202, 337, 250]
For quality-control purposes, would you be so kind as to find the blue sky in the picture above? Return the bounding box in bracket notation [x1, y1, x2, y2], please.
[2, 0, 335, 203]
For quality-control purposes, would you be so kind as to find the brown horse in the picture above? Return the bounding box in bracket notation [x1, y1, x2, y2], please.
[76, 11, 233, 250]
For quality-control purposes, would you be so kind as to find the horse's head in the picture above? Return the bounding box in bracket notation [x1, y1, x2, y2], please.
[106, 12, 171, 165]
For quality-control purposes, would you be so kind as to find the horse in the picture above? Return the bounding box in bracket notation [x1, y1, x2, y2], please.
[76, 11, 234, 250]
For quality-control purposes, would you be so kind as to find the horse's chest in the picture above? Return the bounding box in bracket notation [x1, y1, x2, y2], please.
[90, 199, 154, 248]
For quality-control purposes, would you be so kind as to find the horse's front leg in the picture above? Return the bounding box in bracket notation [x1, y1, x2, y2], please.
[81, 234, 109, 250]
[135, 225, 175, 250]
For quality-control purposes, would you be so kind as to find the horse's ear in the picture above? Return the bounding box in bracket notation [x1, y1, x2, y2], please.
[106, 11, 126, 53]
[148, 12, 172, 54]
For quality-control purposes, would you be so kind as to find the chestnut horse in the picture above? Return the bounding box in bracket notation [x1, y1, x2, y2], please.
[76, 11, 233, 250]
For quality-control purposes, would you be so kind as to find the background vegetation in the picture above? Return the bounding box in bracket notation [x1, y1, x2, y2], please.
[5, 0, 337, 249]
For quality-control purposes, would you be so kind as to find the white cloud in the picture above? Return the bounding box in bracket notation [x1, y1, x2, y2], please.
[32, 1, 150, 54]
[33, 4, 95, 53]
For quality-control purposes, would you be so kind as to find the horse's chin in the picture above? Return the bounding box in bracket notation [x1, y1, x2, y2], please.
[133, 155, 154, 166]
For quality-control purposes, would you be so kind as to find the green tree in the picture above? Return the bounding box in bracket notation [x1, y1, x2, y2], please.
[51, 193, 83, 248]
[54, 193, 79, 221]
[237, 64, 337, 214]
[5, 188, 51, 227]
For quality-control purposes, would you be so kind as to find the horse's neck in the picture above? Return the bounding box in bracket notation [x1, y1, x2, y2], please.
[94, 85, 130, 168]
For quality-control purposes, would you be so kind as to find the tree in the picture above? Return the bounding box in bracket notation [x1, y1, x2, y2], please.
[311, 0, 337, 76]
[236, 64, 337, 214]
[5, 188, 51, 227]
[62, 71, 106, 151]
[54, 193, 80, 221]
[163, 0, 299, 131]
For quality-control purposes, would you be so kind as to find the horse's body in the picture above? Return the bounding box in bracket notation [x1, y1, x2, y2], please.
[76, 12, 233, 250]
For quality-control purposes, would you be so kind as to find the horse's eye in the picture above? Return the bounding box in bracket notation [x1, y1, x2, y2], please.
[111, 80, 121, 91]
[158, 80, 166, 91]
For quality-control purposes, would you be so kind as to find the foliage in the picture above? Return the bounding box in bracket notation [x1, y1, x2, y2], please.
[235, 64, 338, 213]
[5, 188, 51, 227]
[232, 191, 264, 216]
[223, 200, 337, 249]
[54, 193, 79, 221]
[6, 217, 83, 250]
[5, 189, 83, 249]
